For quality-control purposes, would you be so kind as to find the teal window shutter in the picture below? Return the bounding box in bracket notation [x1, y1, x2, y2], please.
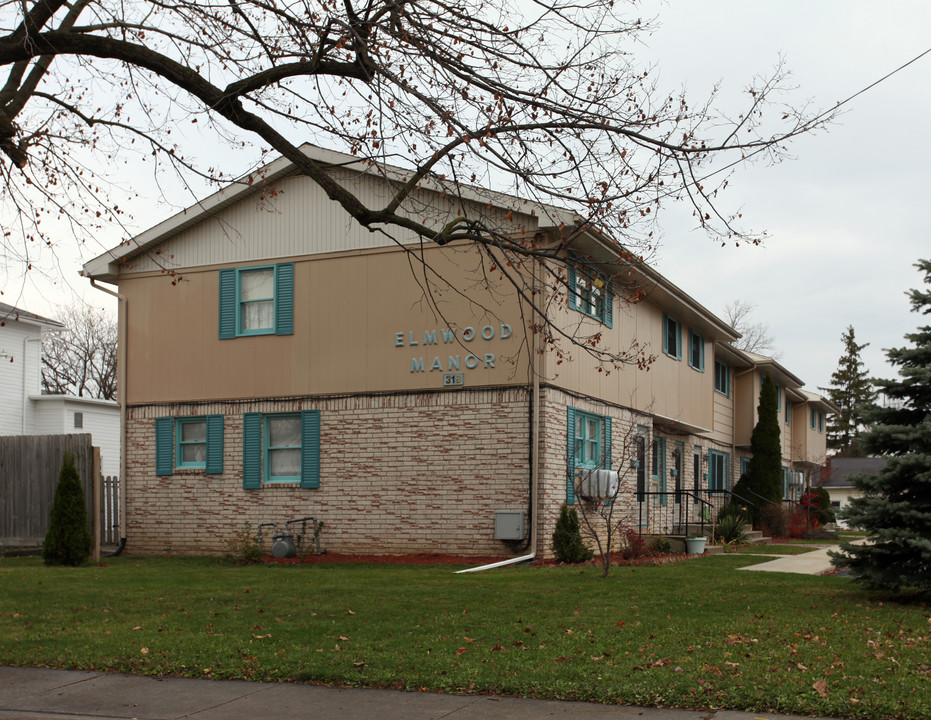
[566, 406, 577, 504]
[275, 263, 294, 336]
[205, 414, 224, 474]
[604, 289, 614, 329]
[218, 269, 236, 339]
[242, 412, 262, 489]
[155, 417, 173, 476]
[603, 415, 612, 470]
[300, 409, 321, 489]
[567, 266, 579, 311]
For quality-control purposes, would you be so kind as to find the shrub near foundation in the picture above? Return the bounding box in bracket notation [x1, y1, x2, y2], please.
[551, 504, 593, 564]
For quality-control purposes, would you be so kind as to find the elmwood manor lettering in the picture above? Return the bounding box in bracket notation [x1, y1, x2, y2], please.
[395, 324, 513, 373]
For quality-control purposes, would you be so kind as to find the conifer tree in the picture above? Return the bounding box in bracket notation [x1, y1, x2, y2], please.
[821, 326, 876, 456]
[831, 260, 931, 598]
[743, 373, 783, 525]
[42, 453, 92, 567]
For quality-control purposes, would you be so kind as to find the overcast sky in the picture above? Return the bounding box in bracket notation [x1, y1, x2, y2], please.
[640, 1, 931, 392]
[3, 1, 930, 396]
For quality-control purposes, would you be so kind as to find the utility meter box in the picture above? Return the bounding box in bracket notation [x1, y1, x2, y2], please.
[494, 511, 525, 540]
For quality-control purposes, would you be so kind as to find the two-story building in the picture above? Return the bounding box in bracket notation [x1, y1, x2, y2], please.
[82, 144, 833, 558]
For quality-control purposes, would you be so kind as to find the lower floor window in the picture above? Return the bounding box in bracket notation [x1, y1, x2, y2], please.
[266, 415, 302, 483]
[708, 449, 729, 491]
[155, 415, 224, 475]
[243, 410, 320, 489]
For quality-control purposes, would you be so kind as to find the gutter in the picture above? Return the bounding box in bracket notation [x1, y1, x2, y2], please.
[22, 336, 41, 433]
[456, 246, 545, 574]
[90, 279, 127, 555]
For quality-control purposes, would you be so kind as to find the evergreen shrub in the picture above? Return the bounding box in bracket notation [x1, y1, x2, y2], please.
[551, 504, 593, 564]
[42, 452, 92, 566]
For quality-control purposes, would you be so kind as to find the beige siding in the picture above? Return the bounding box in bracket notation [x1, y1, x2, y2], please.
[711, 387, 734, 445]
[547, 289, 716, 430]
[123, 243, 530, 404]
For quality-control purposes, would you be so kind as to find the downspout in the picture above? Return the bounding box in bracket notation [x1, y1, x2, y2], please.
[457, 241, 544, 574]
[22, 336, 41, 433]
[90, 279, 127, 555]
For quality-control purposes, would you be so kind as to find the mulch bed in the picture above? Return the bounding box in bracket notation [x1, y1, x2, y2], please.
[263, 552, 696, 567]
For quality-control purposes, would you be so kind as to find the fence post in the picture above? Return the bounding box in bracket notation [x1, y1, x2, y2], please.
[92, 447, 101, 565]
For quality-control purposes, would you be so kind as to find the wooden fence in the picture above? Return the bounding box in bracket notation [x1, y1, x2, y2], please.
[0, 434, 120, 555]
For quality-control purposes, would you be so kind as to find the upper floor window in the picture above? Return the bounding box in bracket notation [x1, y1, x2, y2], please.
[785, 398, 791, 425]
[218, 263, 294, 339]
[663, 313, 682, 360]
[688, 330, 705, 372]
[568, 265, 613, 327]
[775, 384, 782, 412]
[810, 408, 824, 432]
[73, 412, 83, 429]
[714, 360, 730, 396]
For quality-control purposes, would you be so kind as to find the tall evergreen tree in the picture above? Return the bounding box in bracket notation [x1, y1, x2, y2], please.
[742, 373, 783, 525]
[831, 260, 931, 598]
[820, 326, 876, 456]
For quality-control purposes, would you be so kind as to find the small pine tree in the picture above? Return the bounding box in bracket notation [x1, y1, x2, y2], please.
[831, 260, 931, 598]
[820, 326, 876, 456]
[551, 504, 593, 564]
[742, 373, 782, 525]
[42, 453, 92, 566]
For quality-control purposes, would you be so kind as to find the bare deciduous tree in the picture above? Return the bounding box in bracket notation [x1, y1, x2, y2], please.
[2, 1, 832, 367]
[41, 304, 117, 400]
[723, 299, 781, 358]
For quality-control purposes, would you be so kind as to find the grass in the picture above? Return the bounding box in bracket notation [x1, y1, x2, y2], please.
[1, 554, 929, 720]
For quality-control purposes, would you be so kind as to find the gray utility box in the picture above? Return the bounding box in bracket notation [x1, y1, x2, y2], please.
[494, 511, 525, 540]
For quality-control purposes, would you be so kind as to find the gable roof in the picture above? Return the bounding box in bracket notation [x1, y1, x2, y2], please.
[82, 143, 578, 283]
[817, 456, 887, 487]
[0, 302, 64, 330]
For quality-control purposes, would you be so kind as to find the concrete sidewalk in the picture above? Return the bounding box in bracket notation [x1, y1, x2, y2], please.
[0, 666, 844, 720]
[738, 539, 865, 575]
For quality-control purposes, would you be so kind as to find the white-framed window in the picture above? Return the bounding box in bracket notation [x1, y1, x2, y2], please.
[73, 412, 83, 429]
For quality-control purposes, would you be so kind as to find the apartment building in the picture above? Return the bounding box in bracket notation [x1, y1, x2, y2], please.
[83, 145, 833, 557]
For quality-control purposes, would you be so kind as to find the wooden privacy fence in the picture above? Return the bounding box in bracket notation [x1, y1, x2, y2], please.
[0, 434, 120, 556]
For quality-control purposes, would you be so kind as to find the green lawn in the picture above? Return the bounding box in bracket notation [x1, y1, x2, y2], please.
[1, 554, 928, 720]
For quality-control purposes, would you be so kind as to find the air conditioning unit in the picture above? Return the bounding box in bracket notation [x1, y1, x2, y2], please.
[578, 468, 619, 499]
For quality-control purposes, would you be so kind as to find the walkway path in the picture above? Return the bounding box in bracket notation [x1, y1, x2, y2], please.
[0, 666, 847, 720]
[738, 539, 866, 575]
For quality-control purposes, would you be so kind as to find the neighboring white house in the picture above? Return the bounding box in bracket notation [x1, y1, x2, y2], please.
[0, 303, 120, 477]
[815, 456, 884, 528]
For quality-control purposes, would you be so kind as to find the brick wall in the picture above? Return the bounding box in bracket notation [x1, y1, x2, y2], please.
[125, 388, 531, 556]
